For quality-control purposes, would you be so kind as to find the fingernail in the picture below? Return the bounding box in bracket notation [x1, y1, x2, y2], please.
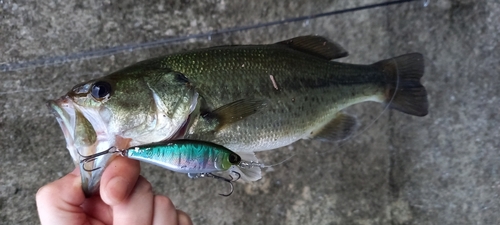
[104, 176, 131, 205]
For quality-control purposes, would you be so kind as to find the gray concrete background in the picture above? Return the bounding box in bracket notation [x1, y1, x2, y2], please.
[1, 0, 499, 224]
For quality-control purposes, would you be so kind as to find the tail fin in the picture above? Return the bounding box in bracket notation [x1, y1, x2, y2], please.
[373, 53, 428, 116]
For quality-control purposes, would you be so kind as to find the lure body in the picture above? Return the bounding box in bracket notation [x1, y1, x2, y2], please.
[78, 139, 260, 196]
[124, 140, 241, 174]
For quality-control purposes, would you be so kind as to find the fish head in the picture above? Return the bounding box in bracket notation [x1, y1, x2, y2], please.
[48, 68, 198, 196]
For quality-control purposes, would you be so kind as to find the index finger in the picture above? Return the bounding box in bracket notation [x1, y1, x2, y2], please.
[36, 168, 88, 225]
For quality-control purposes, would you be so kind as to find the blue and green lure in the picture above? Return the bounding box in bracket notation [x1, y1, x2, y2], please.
[79, 139, 263, 196]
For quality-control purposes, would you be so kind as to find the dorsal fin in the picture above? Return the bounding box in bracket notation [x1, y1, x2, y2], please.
[275, 35, 349, 60]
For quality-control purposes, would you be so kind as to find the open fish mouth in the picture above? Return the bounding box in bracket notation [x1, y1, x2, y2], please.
[48, 98, 79, 162]
[47, 97, 114, 197]
[47, 93, 197, 197]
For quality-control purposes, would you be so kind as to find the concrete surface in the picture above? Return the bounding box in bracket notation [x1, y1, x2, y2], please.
[1, 0, 499, 224]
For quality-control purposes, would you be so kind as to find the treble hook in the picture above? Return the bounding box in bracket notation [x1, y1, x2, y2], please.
[203, 172, 241, 197]
[77, 146, 118, 172]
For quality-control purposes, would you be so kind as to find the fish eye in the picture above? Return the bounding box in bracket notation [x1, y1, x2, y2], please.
[91, 81, 112, 100]
[228, 153, 241, 164]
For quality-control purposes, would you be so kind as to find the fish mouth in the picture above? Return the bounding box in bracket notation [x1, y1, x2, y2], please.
[48, 98, 78, 162]
[48, 93, 197, 197]
[48, 97, 114, 197]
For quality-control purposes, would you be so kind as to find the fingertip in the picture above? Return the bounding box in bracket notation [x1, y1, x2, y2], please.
[36, 168, 82, 205]
[102, 176, 132, 205]
[100, 157, 140, 205]
[36, 183, 54, 208]
[69, 167, 80, 176]
[36, 168, 86, 224]
[152, 195, 178, 225]
[154, 195, 175, 211]
[177, 209, 193, 225]
[111, 176, 155, 224]
[151, 195, 193, 225]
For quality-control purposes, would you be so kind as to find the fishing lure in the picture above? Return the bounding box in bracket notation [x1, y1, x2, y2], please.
[79, 139, 262, 196]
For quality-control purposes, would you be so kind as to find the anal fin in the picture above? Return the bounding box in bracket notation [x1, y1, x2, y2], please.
[308, 113, 358, 142]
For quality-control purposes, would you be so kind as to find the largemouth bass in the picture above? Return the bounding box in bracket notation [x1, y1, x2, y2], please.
[48, 36, 428, 196]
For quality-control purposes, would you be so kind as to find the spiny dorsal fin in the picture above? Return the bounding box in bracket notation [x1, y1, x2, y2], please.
[276, 35, 349, 60]
[308, 112, 358, 142]
[209, 99, 266, 130]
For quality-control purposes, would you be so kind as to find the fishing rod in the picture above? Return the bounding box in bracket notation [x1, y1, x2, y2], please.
[0, 0, 428, 72]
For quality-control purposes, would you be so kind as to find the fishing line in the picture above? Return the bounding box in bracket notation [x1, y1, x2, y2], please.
[0, 88, 50, 95]
[239, 153, 297, 169]
[0, 0, 426, 72]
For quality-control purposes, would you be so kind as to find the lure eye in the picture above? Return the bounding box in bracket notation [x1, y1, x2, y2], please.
[228, 153, 241, 164]
[91, 81, 112, 100]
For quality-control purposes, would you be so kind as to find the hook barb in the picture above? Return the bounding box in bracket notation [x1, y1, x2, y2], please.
[205, 172, 241, 197]
[77, 146, 117, 172]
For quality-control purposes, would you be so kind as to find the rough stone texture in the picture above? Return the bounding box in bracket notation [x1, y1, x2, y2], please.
[1, 0, 499, 224]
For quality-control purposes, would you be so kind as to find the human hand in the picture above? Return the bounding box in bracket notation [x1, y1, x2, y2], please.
[36, 157, 192, 225]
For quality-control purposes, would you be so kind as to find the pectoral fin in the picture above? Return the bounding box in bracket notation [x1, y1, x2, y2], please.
[207, 99, 266, 130]
[276, 35, 349, 60]
[307, 113, 358, 142]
